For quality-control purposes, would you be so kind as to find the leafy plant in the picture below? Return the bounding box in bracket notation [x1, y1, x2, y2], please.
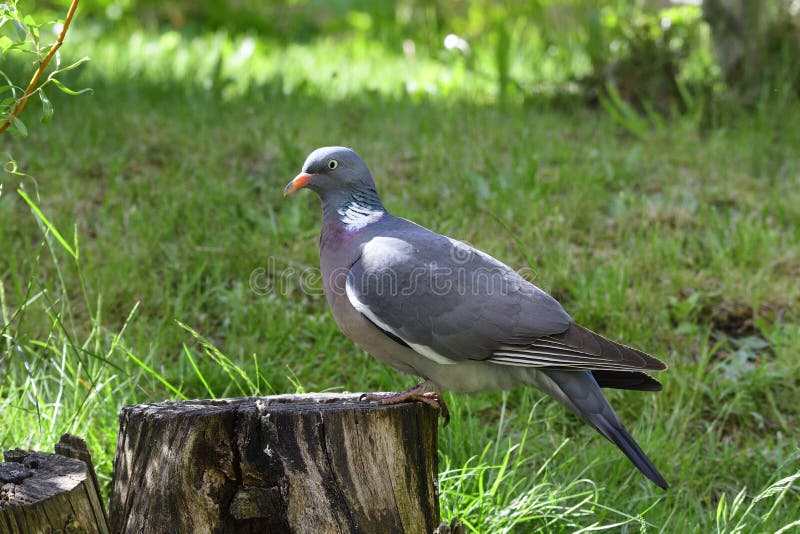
[0, 0, 88, 137]
[703, 0, 800, 105]
[584, 3, 718, 119]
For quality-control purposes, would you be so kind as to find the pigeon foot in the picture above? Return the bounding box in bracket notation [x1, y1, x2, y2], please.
[361, 385, 450, 426]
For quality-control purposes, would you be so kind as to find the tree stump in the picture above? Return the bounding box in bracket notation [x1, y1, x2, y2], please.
[0, 444, 110, 534]
[110, 393, 440, 533]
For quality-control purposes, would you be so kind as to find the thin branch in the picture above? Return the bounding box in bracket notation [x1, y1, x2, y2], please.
[0, 0, 80, 134]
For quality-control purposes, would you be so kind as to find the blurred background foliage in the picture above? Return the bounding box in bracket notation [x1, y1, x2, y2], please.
[4, 0, 799, 122]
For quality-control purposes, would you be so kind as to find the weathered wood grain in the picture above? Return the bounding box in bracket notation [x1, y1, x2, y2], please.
[110, 393, 440, 533]
[54, 432, 109, 528]
[0, 447, 110, 534]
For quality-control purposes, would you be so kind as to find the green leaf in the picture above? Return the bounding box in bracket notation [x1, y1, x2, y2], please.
[12, 20, 26, 41]
[23, 15, 39, 44]
[3, 41, 31, 53]
[0, 36, 13, 52]
[39, 90, 53, 123]
[11, 116, 27, 137]
[50, 56, 90, 75]
[49, 77, 93, 96]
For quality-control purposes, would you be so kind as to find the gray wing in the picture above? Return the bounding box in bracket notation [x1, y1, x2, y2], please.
[346, 221, 569, 362]
[346, 219, 665, 372]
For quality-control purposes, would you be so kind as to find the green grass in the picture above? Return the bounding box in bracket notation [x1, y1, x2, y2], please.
[2, 28, 799, 531]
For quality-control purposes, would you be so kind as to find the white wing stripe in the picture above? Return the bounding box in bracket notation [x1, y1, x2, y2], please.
[346, 275, 456, 365]
[495, 348, 607, 361]
[491, 356, 627, 370]
[408, 342, 456, 365]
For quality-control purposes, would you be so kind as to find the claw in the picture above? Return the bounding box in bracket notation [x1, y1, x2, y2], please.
[421, 391, 450, 427]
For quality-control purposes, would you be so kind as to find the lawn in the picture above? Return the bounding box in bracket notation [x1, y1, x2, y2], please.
[2, 27, 799, 532]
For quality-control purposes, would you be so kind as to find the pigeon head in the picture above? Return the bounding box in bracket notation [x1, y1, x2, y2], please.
[284, 146, 386, 226]
[284, 146, 376, 198]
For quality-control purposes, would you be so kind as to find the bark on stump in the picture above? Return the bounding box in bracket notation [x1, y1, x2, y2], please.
[110, 393, 440, 533]
[0, 441, 110, 534]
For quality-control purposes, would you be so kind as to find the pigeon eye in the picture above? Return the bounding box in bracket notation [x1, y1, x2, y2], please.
[328, 160, 338, 170]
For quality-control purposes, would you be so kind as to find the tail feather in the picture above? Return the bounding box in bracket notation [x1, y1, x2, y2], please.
[590, 413, 669, 489]
[591, 370, 663, 392]
[532, 369, 668, 489]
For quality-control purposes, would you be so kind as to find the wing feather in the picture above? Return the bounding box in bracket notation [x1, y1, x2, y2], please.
[488, 323, 666, 371]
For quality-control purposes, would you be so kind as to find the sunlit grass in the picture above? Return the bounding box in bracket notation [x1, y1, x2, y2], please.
[2, 24, 799, 531]
[68, 27, 496, 101]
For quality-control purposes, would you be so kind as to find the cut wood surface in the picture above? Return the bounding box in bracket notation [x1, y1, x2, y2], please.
[110, 393, 440, 534]
[0, 443, 110, 534]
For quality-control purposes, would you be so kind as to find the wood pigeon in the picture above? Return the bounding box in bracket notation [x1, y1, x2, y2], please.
[284, 146, 669, 489]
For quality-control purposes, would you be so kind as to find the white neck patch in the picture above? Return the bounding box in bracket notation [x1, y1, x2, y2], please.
[337, 200, 384, 231]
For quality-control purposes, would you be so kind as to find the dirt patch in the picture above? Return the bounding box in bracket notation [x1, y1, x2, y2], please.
[707, 302, 761, 339]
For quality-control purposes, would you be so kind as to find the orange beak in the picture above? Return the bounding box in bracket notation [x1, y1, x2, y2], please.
[283, 172, 315, 196]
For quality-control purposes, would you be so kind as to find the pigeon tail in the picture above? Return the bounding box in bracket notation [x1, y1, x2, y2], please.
[532, 369, 668, 490]
[591, 370, 662, 391]
[589, 409, 669, 489]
